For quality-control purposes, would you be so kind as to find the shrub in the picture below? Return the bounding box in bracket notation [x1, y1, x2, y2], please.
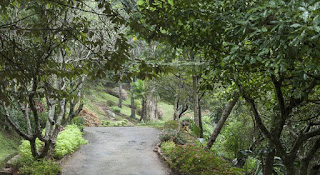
[161, 141, 176, 155]
[19, 125, 88, 160]
[18, 158, 61, 175]
[136, 108, 142, 116]
[121, 119, 128, 126]
[71, 116, 85, 131]
[163, 120, 178, 129]
[106, 100, 116, 107]
[167, 143, 241, 175]
[134, 100, 142, 109]
[101, 120, 128, 127]
[111, 106, 121, 113]
[158, 129, 187, 145]
[54, 125, 88, 159]
[101, 120, 111, 126]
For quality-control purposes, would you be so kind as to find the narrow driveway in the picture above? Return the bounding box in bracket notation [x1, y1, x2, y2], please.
[62, 127, 173, 175]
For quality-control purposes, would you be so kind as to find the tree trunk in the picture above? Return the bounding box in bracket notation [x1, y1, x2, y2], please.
[198, 98, 203, 138]
[140, 98, 145, 122]
[29, 138, 39, 158]
[299, 137, 320, 175]
[193, 75, 200, 127]
[141, 87, 158, 122]
[130, 80, 136, 118]
[173, 95, 179, 120]
[206, 97, 238, 149]
[118, 82, 123, 108]
[264, 149, 275, 175]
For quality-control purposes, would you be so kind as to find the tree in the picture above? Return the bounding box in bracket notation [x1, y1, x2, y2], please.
[0, 0, 130, 158]
[131, 0, 320, 174]
[222, 1, 320, 174]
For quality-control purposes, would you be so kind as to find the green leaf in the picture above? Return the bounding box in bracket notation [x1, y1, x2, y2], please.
[290, 23, 301, 28]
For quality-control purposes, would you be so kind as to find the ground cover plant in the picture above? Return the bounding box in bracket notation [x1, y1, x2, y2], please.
[16, 125, 87, 174]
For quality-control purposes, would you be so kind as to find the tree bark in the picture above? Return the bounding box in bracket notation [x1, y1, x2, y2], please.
[206, 96, 238, 149]
[264, 148, 275, 175]
[118, 82, 123, 108]
[193, 75, 200, 126]
[173, 95, 179, 120]
[198, 97, 203, 138]
[192, 75, 202, 137]
[130, 78, 136, 118]
[299, 137, 320, 175]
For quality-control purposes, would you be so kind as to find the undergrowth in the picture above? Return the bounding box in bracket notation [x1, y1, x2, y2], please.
[161, 141, 244, 175]
[17, 125, 88, 175]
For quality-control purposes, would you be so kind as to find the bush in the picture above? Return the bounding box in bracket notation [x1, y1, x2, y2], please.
[136, 108, 142, 116]
[163, 120, 178, 129]
[18, 158, 61, 175]
[134, 100, 141, 109]
[54, 125, 88, 159]
[166, 143, 242, 175]
[19, 125, 88, 160]
[111, 106, 121, 113]
[161, 141, 176, 155]
[101, 120, 128, 127]
[71, 116, 85, 131]
[101, 120, 111, 126]
[106, 100, 116, 107]
[158, 129, 188, 145]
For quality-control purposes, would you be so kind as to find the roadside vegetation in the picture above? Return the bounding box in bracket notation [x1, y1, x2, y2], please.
[1, 0, 320, 175]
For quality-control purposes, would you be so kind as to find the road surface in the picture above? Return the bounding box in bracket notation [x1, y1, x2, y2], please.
[62, 127, 173, 175]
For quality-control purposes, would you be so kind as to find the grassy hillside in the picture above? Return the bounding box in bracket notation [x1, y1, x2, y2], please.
[0, 130, 20, 168]
[83, 82, 174, 126]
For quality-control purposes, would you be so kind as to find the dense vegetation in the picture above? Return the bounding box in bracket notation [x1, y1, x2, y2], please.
[1, 0, 320, 174]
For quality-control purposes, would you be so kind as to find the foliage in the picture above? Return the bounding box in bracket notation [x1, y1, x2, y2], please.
[161, 141, 243, 175]
[134, 100, 142, 109]
[158, 129, 188, 145]
[221, 114, 255, 158]
[111, 106, 122, 113]
[17, 158, 61, 175]
[201, 116, 214, 140]
[107, 100, 117, 107]
[137, 120, 165, 128]
[131, 79, 145, 99]
[54, 125, 88, 159]
[71, 116, 85, 131]
[0, 130, 19, 168]
[163, 120, 178, 129]
[101, 119, 128, 127]
[19, 125, 88, 160]
[161, 140, 176, 155]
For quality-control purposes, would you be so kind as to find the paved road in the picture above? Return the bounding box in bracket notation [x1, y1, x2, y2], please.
[62, 127, 173, 175]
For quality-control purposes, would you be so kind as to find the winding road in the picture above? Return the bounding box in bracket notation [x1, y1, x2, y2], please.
[62, 127, 173, 175]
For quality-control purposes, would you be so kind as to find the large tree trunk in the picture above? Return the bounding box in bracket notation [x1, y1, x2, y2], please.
[141, 87, 158, 122]
[264, 148, 275, 175]
[206, 97, 238, 149]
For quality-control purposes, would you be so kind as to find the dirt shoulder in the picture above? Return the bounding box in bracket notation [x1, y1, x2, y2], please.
[62, 127, 174, 175]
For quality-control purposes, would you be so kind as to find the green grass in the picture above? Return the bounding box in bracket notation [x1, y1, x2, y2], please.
[83, 83, 173, 124]
[0, 131, 19, 168]
[158, 102, 174, 121]
[84, 86, 141, 120]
